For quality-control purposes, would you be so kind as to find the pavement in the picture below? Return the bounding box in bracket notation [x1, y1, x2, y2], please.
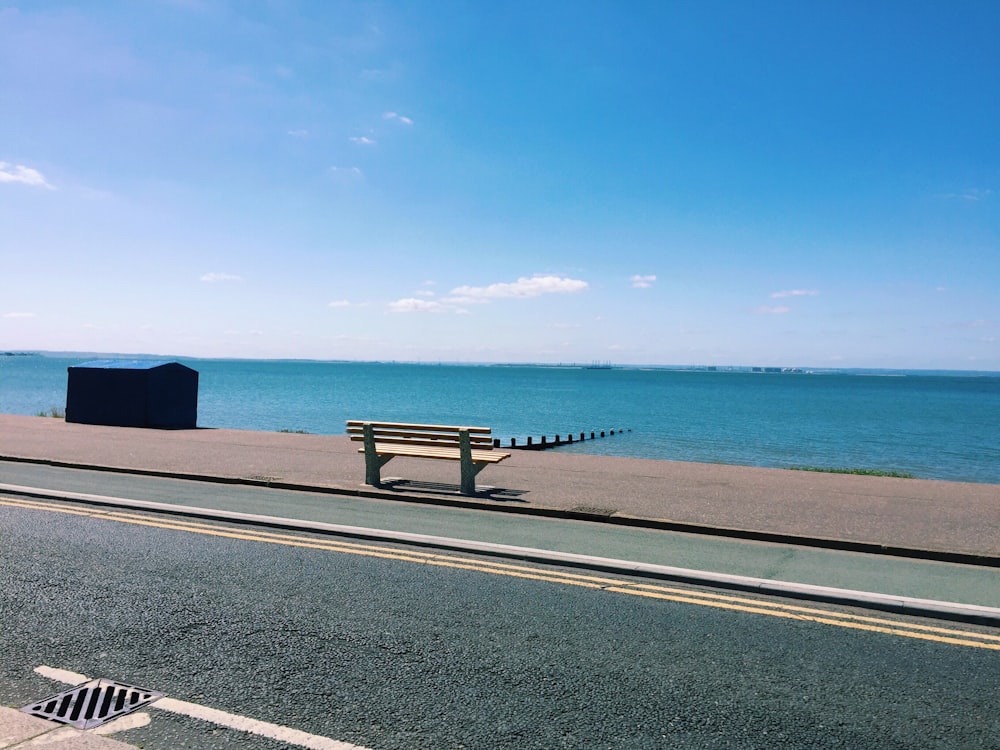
[1, 414, 999, 561]
[2, 412, 999, 748]
[0, 706, 138, 749]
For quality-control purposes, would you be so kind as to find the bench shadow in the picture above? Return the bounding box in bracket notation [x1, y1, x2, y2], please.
[379, 478, 528, 502]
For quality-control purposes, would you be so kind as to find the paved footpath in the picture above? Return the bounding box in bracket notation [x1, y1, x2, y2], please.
[1, 414, 998, 560]
[0, 706, 137, 749]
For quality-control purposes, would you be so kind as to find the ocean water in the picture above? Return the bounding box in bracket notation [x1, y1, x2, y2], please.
[2, 354, 999, 484]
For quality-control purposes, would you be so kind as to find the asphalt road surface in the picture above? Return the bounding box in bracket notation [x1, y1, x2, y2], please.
[2, 497, 998, 749]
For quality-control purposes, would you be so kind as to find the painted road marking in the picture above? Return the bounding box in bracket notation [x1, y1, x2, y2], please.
[5, 495, 1000, 651]
[92, 711, 152, 735]
[35, 666, 370, 750]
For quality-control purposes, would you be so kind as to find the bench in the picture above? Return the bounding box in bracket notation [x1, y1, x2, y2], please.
[346, 420, 511, 495]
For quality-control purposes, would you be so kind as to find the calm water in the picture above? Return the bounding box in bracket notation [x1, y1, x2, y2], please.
[2, 355, 999, 484]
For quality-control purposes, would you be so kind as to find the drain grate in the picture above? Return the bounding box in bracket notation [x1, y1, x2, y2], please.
[22, 678, 163, 729]
[569, 505, 618, 517]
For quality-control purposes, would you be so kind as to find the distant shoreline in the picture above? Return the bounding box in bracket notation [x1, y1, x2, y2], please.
[8, 350, 1000, 378]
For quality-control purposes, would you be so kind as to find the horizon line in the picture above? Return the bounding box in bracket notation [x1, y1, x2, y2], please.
[7, 350, 999, 376]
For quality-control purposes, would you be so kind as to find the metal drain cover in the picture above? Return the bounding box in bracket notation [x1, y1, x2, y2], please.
[569, 505, 618, 516]
[22, 678, 163, 729]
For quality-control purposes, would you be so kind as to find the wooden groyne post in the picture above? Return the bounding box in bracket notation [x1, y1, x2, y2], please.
[495, 428, 631, 451]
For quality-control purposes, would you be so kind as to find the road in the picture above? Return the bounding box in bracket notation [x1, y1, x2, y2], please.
[2, 494, 999, 749]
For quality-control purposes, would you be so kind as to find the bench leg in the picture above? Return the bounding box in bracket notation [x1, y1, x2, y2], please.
[365, 453, 394, 487]
[363, 423, 393, 487]
[458, 429, 488, 495]
[460, 461, 489, 495]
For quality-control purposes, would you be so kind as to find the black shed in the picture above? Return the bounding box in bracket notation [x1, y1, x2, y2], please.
[66, 360, 199, 429]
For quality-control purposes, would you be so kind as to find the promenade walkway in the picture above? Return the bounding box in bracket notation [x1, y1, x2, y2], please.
[1, 414, 998, 560]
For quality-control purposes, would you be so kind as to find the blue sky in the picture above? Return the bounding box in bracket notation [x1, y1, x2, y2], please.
[2, 1, 998, 369]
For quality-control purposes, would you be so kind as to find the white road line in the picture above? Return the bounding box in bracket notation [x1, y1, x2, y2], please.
[34, 666, 371, 750]
[152, 698, 369, 750]
[36, 665, 89, 685]
[93, 712, 152, 735]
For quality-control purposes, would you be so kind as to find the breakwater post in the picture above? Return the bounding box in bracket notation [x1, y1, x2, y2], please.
[495, 428, 631, 451]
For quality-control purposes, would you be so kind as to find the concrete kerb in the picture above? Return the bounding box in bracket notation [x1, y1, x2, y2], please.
[0, 705, 140, 749]
[4, 455, 1000, 569]
[4, 482, 1000, 628]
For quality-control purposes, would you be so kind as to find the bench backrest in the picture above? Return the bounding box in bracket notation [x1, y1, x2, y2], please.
[346, 420, 495, 450]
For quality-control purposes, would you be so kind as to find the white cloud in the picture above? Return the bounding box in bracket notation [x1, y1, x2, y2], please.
[329, 166, 363, 178]
[941, 188, 991, 202]
[387, 275, 587, 314]
[0, 162, 54, 189]
[328, 300, 352, 308]
[2, 312, 36, 318]
[349, 136, 376, 145]
[200, 272, 242, 282]
[80, 187, 115, 201]
[769, 289, 818, 299]
[383, 112, 414, 125]
[631, 274, 656, 289]
[756, 305, 791, 314]
[287, 129, 308, 137]
[951, 319, 993, 329]
[387, 298, 447, 313]
[446, 275, 588, 304]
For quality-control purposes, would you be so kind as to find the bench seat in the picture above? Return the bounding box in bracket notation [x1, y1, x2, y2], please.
[362, 443, 508, 463]
[346, 420, 510, 494]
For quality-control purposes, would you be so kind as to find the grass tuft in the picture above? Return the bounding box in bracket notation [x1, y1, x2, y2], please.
[37, 407, 65, 419]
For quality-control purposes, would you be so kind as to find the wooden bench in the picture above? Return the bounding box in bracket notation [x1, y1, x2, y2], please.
[346, 420, 511, 495]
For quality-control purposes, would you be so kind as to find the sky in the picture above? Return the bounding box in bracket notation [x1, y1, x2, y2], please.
[1, 1, 998, 369]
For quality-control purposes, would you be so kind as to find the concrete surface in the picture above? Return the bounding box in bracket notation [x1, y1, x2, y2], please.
[0, 707, 137, 749]
[1, 414, 998, 561]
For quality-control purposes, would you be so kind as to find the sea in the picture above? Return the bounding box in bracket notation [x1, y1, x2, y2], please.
[2, 353, 999, 485]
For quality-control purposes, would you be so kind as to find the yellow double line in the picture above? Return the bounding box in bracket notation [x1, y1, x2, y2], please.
[3, 495, 999, 651]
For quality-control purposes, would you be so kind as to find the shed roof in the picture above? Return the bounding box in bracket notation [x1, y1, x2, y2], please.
[73, 359, 191, 371]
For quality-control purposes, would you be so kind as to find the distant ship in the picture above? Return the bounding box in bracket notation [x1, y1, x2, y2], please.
[586, 361, 613, 370]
